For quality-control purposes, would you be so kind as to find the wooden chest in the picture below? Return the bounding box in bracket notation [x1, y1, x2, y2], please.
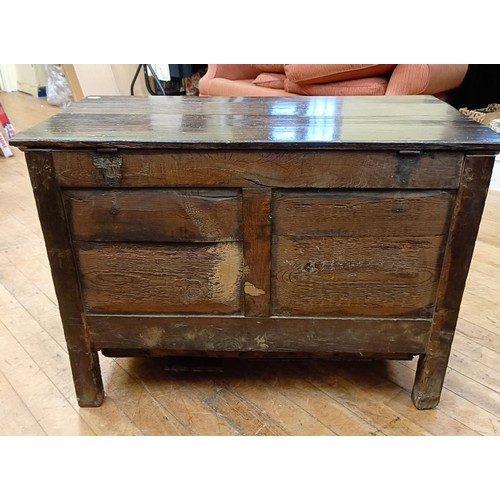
[12, 95, 500, 409]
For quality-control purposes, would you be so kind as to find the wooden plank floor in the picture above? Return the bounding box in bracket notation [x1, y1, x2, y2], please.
[1, 90, 499, 436]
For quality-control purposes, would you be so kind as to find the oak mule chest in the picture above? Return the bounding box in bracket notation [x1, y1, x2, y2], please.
[12, 95, 500, 409]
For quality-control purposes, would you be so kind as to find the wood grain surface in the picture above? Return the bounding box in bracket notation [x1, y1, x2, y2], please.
[4, 90, 500, 433]
[10, 95, 500, 151]
[412, 155, 496, 408]
[76, 242, 244, 314]
[242, 188, 272, 316]
[273, 190, 455, 237]
[64, 189, 242, 242]
[273, 235, 446, 317]
[51, 150, 463, 189]
[7, 92, 500, 413]
[24, 151, 104, 406]
[272, 189, 452, 317]
[87, 315, 429, 355]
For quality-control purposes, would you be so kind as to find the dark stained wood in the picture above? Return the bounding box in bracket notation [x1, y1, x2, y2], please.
[7, 90, 500, 434]
[64, 189, 242, 242]
[76, 242, 244, 314]
[412, 155, 496, 409]
[99, 349, 416, 361]
[242, 188, 272, 316]
[51, 150, 463, 189]
[87, 315, 430, 355]
[10, 96, 500, 151]
[24, 151, 104, 407]
[15, 96, 500, 409]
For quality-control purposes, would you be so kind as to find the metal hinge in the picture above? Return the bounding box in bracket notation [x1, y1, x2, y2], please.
[398, 150, 421, 156]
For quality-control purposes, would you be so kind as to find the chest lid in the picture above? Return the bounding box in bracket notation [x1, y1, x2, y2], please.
[10, 95, 500, 152]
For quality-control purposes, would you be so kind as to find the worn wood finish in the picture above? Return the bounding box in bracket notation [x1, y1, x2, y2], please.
[412, 155, 496, 409]
[6, 91, 500, 433]
[272, 190, 453, 317]
[87, 316, 430, 354]
[274, 190, 455, 238]
[273, 235, 446, 317]
[242, 188, 272, 316]
[24, 151, 104, 407]
[11, 95, 500, 409]
[76, 242, 244, 314]
[51, 150, 463, 189]
[64, 189, 242, 242]
[10, 95, 500, 151]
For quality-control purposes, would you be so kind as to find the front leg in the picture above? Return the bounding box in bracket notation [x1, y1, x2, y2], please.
[68, 348, 104, 407]
[411, 327, 454, 409]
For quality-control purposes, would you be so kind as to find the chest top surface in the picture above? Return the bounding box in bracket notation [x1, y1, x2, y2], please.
[10, 95, 500, 151]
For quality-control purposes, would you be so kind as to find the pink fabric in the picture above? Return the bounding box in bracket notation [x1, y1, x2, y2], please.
[201, 78, 290, 96]
[250, 64, 284, 74]
[199, 65, 261, 95]
[386, 64, 468, 95]
[253, 72, 286, 89]
[284, 64, 396, 85]
[285, 76, 389, 96]
[199, 64, 469, 98]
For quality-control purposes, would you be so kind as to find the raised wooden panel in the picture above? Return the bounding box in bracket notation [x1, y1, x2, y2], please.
[274, 190, 455, 237]
[272, 190, 453, 317]
[64, 189, 241, 242]
[76, 242, 243, 314]
[273, 235, 446, 317]
[52, 150, 463, 189]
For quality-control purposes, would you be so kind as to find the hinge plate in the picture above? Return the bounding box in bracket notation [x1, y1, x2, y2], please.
[91, 150, 122, 187]
[398, 150, 421, 156]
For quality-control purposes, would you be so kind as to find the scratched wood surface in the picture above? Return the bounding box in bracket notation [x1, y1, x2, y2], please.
[87, 316, 429, 354]
[50, 150, 463, 189]
[76, 242, 243, 314]
[64, 189, 242, 242]
[2, 91, 500, 435]
[10, 93, 500, 412]
[242, 188, 272, 316]
[273, 190, 454, 237]
[273, 235, 446, 317]
[272, 190, 453, 317]
[10, 95, 500, 151]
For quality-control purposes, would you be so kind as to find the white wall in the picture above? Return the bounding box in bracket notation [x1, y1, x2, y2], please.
[0, 65, 48, 95]
[16, 64, 47, 96]
[0, 65, 18, 91]
[0, 64, 148, 98]
[490, 154, 500, 191]
[67, 64, 148, 99]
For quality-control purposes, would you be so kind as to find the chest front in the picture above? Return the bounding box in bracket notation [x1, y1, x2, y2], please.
[13, 95, 500, 409]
